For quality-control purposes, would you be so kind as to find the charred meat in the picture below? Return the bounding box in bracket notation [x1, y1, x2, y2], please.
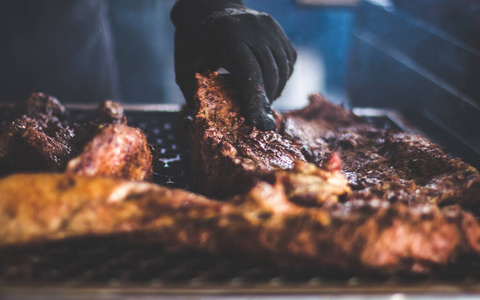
[0, 93, 76, 172]
[0, 172, 479, 276]
[282, 94, 480, 209]
[0, 93, 152, 180]
[190, 73, 306, 198]
[66, 124, 153, 181]
[192, 72, 480, 211]
[1, 73, 480, 277]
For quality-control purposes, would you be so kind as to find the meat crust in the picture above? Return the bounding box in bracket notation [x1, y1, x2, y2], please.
[1, 73, 480, 277]
[192, 72, 480, 210]
[0, 93, 76, 171]
[1, 173, 479, 275]
[190, 73, 307, 198]
[282, 94, 480, 209]
[66, 124, 153, 181]
[0, 93, 152, 180]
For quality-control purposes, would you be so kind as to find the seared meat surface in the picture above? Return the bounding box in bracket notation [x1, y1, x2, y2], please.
[1, 73, 480, 277]
[186, 71, 480, 274]
[282, 94, 480, 209]
[192, 72, 480, 211]
[0, 93, 76, 171]
[0, 93, 152, 180]
[191, 73, 306, 198]
[67, 124, 153, 181]
[1, 172, 479, 275]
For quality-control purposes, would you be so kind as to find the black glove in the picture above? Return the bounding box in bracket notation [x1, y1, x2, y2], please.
[171, 0, 297, 131]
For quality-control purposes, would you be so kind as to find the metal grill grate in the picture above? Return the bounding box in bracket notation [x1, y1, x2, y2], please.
[67, 109, 195, 192]
[0, 235, 289, 285]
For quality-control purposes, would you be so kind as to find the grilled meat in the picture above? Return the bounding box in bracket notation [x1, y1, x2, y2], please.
[282, 94, 480, 209]
[192, 72, 480, 211]
[93, 100, 126, 125]
[66, 124, 152, 181]
[0, 93, 76, 172]
[1, 73, 480, 277]
[0, 172, 479, 275]
[190, 73, 306, 198]
[0, 93, 152, 180]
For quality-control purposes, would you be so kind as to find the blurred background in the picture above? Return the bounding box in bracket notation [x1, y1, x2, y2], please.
[0, 0, 354, 109]
[0, 0, 479, 119]
[246, 0, 354, 109]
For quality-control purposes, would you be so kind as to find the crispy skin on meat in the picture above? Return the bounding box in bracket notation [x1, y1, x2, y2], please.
[0, 93, 152, 180]
[67, 124, 153, 181]
[1, 173, 480, 275]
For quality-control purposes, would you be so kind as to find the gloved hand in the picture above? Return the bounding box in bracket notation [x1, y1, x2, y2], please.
[171, 0, 297, 131]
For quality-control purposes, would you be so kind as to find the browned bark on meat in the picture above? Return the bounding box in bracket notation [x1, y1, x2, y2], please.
[282, 94, 480, 209]
[1, 73, 480, 276]
[191, 73, 307, 198]
[192, 72, 480, 210]
[0, 93, 152, 180]
[1, 173, 480, 276]
[0, 93, 76, 171]
[66, 124, 153, 181]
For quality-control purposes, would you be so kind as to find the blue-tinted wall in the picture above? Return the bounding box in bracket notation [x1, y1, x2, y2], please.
[244, 0, 354, 106]
[0, 0, 354, 105]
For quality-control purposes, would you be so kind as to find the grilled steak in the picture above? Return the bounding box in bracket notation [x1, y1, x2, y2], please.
[190, 73, 306, 198]
[282, 95, 480, 209]
[0, 93, 152, 180]
[191, 72, 480, 211]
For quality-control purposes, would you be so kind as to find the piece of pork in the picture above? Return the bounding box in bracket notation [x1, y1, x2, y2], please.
[0, 173, 479, 276]
[66, 124, 152, 181]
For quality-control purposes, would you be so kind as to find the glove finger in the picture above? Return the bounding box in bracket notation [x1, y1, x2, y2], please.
[280, 38, 297, 79]
[268, 16, 297, 74]
[286, 44, 297, 70]
[174, 33, 213, 107]
[271, 46, 289, 99]
[252, 45, 279, 103]
[221, 41, 276, 131]
[174, 33, 197, 107]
